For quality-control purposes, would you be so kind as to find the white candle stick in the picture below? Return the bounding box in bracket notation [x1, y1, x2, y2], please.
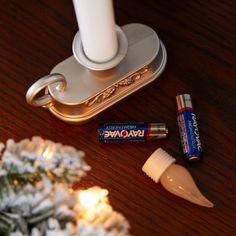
[73, 0, 118, 63]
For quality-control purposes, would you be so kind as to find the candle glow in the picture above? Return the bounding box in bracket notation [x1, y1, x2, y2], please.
[78, 187, 109, 209]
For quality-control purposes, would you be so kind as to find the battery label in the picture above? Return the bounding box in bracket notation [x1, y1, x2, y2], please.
[99, 123, 149, 142]
[177, 109, 202, 159]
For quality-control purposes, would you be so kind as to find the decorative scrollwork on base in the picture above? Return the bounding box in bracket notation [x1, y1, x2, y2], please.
[85, 66, 149, 107]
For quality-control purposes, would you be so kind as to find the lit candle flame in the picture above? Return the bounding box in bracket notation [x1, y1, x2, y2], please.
[42, 143, 55, 161]
[78, 186, 109, 209]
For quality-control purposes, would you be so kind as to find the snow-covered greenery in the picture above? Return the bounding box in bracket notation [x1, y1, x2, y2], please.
[0, 137, 130, 236]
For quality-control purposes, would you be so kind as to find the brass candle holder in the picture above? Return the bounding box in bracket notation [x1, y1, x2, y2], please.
[26, 3, 167, 124]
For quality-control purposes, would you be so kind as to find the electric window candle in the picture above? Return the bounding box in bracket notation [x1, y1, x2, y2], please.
[142, 148, 214, 207]
[73, 0, 118, 63]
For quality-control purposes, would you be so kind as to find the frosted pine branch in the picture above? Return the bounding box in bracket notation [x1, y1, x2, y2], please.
[0, 137, 90, 190]
[0, 137, 131, 235]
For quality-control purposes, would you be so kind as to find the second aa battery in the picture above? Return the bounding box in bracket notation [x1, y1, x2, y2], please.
[176, 94, 203, 161]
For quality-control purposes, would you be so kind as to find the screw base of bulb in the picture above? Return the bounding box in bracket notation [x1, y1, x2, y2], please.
[142, 148, 176, 183]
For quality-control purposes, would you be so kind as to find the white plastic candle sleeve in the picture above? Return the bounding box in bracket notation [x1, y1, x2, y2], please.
[73, 0, 118, 63]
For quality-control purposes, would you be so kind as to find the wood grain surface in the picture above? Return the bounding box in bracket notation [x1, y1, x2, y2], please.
[0, 0, 236, 235]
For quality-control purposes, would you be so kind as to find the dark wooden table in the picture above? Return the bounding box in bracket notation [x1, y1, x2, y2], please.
[1, 0, 235, 235]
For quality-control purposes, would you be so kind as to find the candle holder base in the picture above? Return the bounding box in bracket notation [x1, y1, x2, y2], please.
[26, 23, 167, 124]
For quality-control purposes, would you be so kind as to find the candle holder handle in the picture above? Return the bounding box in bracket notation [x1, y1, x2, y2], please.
[26, 74, 66, 108]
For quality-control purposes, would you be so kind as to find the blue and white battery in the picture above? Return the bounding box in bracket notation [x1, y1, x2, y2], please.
[176, 94, 203, 161]
[98, 122, 168, 142]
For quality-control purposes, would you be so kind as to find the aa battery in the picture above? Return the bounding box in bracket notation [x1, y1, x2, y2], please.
[98, 122, 168, 142]
[176, 94, 203, 161]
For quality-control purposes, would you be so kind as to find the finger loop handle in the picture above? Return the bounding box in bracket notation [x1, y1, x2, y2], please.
[26, 73, 66, 107]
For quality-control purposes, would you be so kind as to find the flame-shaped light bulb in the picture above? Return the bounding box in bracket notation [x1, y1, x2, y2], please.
[142, 148, 214, 208]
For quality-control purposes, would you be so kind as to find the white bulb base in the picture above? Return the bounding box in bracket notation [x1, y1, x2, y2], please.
[142, 148, 176, 183]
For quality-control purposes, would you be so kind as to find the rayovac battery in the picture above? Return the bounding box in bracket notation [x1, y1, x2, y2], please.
[98, 122, 168, 142]
[176, 94, 203, 161]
